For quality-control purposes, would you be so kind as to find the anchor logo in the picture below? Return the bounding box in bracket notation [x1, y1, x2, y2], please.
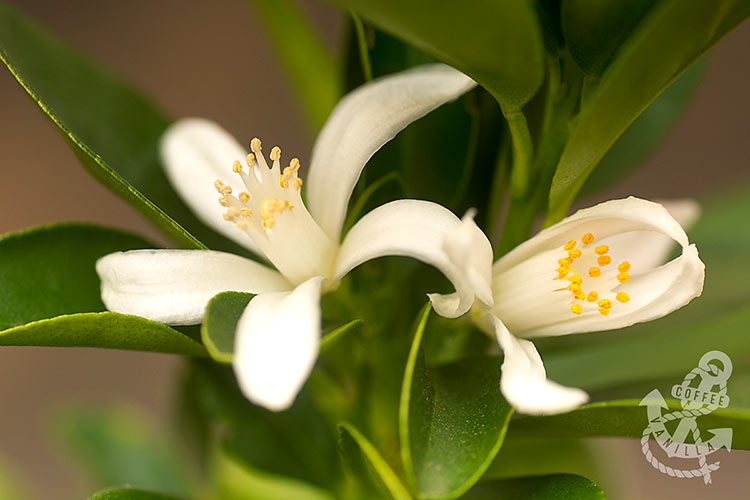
[639, 350, 733, 484]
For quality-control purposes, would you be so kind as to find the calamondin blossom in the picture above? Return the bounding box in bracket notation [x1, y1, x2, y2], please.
[96, 64, 480, 411]
[439, 198, 705, 415]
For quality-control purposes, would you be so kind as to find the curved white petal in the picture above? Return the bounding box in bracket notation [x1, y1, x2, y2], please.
[161, 118, 262, 254]
[306, 64, 476, 240]
[96, 249, 292, 326]
[233, 277, 324, 411]
[490, 316, 588, 415]
[491, 197, 705, 337]
[333, 200, 486, 318]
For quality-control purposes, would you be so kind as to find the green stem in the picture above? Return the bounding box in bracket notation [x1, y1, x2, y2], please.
[352, 13, 373, 81]
[504, 110, 534, 198]
[486, 136, 511, 244]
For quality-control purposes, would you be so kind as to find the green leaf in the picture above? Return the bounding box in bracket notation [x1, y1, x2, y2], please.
[202, 291, 255, 363]
[0, 224, 203, 354]
[510, 399, 750, 451]
[321, 319, 364, 352]
[562, 0, 655, 76]
[330, 0, 545, 112]
[56, 406, 192, 497]
[400, 305, 513, 499]
[579, 59, 705, 197]
[548, 0, 750, 220]
[338, 422, 412, 500]
[210, 445, 335, 500]
[88, 488, 181, 500]
[249, 0, 340, 132]
[0, 312, 205, 355]
[0, 2, 242, 251]
[461, 474, 605, 500]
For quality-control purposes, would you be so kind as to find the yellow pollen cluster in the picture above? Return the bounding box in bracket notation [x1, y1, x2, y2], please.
[554, 233, 633, 317]
[259, 197, 293, 229]
[280, 158, 302, 190]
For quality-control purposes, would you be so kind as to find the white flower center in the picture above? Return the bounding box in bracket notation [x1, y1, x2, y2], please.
[215, 138, 336, 285]
[491, 232, 633, 333]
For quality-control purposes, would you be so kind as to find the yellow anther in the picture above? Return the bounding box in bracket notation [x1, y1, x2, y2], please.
[223, 207, 240, 221]
[556, 266, 568, 275]
[568, 276, 583, 285]
[246, 153, 255, 167]
[598, 255, 611, 266]
[558, 258, 573, 266]
[617, 272, 630, 284]
[240, 208, 253, 219]
[239, 192, 251, 203]
[571, 304, 583, 315]
[294, 178, 303, 190]
[236, 220, 248, 230]
[618, 261, 631, 272]
[280, 199, 294, 211]
[595, 245, 609, 255]
[218, 196, 230, 207]
[597, 299, 612, 309]
[569, 283, 581, 292]
[581, 233, 595, 245]
[588, 267, 601, 278]
[573, 289, 586, 300]
[250, 138, 262, 153]
[564, 240, 577, 251]
[279, 177, 289, 189]
[568, 249, 582, 259]
[616, 292, 630, 303]
[270, 146, 281, 161]
[232, 160, 242, 173]
[289, 158, 300, 171]
[598, 308, 610, 316]
[587, 291, 598, 302]
[214, 179, 226, 193]
[262, 217, 275, 229]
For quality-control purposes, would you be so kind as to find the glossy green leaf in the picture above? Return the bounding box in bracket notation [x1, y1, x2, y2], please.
[579, 59, 705, 197]
[88, 488, 181, 500]
[56, 407, 191, 497]
[202, 291, 255, 363]
[0, 312, 205, 355]
[338, 422, 412, 500]
[210, 445, 335, 500]
[462, 474, 605, 500]
[400, 306, 513, 499]
[562, 0, 654, 76]
[249, 0, 340, 132]
[510, 399, 750, 451]
[548, 0, 750, 220]
[330, 0, 545, 112]
[0, 2, 243, 251]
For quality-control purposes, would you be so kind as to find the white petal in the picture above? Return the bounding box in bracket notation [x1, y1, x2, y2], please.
[96, 249, 292, 326]
[160, 118, 262, 254]
[490, 316, 588, 415]
[491, 197, 705, 337]
[333, 200, 483, 318]
[306, 64, 476, 241]
[233, 277, 324, 411]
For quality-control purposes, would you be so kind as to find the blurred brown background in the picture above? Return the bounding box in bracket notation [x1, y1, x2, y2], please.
[0, 1, 747, 499]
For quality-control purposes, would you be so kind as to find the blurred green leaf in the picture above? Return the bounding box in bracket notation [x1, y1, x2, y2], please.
[0, 2, 244, 252]
[0, 456, 31, 500]
[57, 407, 191, 497]
[562, 0, 654, 76]
[548, 0, 750, 220]
[400, 306, 513, 499]
[579, 59, 705, 197]
[338, 422, 412, 500]
[249, 0, 340, 132]
[461, 474, 605, 500]
[202, 291, 254, 364]
[210, 444, 334, 500]
[0, 224, 203, 354]
[88, 488, 181, 500]
[0, 312, 205, 355]
[510, 399, 750, 451]
[331, 0, 545, 112]
[184, 361, 339, 490]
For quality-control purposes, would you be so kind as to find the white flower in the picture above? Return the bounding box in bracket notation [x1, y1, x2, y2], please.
[438, 198, 705, 415]
[96, 64, 478, 411]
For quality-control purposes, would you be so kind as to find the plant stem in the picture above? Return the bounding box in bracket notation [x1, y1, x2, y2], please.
[352, 13, 373, 81]
[504, 110, 534, 198]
